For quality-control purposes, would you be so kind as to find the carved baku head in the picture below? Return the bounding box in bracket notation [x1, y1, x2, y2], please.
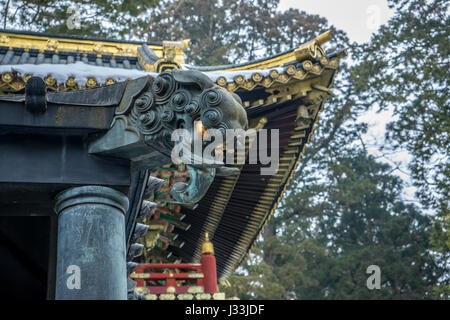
[89, 69, 248, 205]
[160, 69, 247, 133]
[127, 69, 248, 158]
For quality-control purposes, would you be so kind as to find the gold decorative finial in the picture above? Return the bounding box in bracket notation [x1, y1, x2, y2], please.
[201, 232, 214, 255]
[316, 30, 333, 45]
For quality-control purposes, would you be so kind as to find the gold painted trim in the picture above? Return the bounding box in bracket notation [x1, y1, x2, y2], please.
[187, 286, 204, 293]
[0, 31, 162, 57]
[187, 272, 205, 279]
[204, 31, 332, 72]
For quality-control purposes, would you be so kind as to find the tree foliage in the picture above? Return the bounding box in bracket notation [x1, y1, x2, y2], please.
[134, 0, 348, 65]
[0, 0, 159, 37]
[350, 0, 449, 297]
[226, 0, 449, 300]
[226, 151, 444, 299]
[351, 0, 449, 219]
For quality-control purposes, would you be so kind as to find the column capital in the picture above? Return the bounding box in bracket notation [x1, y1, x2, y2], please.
[54, 186, 129, 216]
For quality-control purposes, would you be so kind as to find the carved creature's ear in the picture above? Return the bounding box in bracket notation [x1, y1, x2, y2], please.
[172, 70, 215, 91]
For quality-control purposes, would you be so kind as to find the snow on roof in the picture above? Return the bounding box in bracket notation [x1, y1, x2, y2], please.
[183, 64, 287, 82]
[0, 62, 156, 87]
[0, 61, 287, 87]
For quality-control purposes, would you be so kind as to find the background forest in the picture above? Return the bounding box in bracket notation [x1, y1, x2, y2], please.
[1, 0, 448, 299]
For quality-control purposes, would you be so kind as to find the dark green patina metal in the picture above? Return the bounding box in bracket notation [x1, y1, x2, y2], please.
[88, 70, 248, 207]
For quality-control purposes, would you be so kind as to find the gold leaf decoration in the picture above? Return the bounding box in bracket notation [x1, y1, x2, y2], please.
[1, 72, 13, 83]
[86, 77, 97, 88]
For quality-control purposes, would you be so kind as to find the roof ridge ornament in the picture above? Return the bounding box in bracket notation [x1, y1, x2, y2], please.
[316, 30, 333, 46]
[294, 30, 332, 62]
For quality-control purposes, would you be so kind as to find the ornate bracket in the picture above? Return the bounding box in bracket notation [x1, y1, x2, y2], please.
[89, 70, 248, 205]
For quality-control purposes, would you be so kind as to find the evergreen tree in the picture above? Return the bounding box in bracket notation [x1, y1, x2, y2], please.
[226, 150, 444, 299]
[226, 0, 449, 300]
[0, 0, 159, 37]
[352, 0, 449, 211]
[351, 0, 449, 297]
[133, 0, 349, 65]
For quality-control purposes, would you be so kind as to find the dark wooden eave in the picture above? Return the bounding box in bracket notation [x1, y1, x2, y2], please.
[168, 63, 340, 279]
[0, 83, 144, 247]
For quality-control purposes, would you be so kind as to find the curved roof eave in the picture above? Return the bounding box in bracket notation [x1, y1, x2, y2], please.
[184, 30, 335, 72]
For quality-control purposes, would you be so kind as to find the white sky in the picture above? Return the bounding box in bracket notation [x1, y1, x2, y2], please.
[279, 0, 395, 43]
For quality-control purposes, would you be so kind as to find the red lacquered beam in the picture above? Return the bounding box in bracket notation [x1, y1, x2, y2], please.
[135, 263, 202, 272]
[132, 272, 204, 281]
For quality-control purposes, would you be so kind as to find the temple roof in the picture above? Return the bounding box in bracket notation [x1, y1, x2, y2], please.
[0, 29, 345, 279]
[0, 29, 188, 74]
[174, 55, 343, 279]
